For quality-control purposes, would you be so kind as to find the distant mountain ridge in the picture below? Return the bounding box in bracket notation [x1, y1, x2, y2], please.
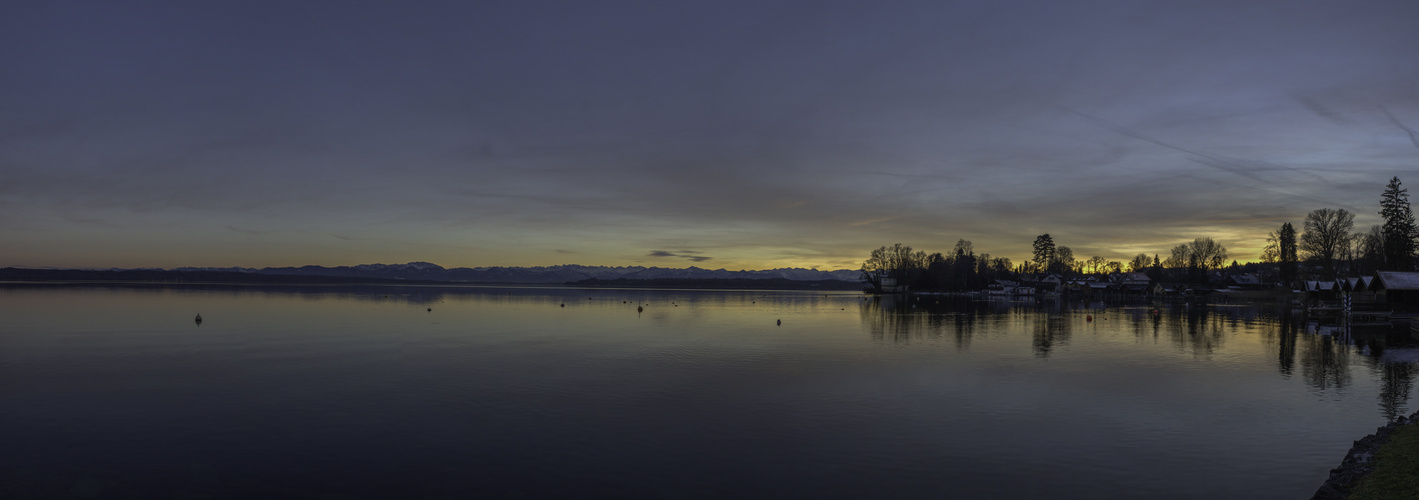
[162, 262, 861, 284]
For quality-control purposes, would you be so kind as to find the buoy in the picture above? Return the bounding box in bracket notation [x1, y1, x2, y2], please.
[637, 306, 643, 313]
[1086, 315, 1092, 321]
[194, 314, 203, 325]
[560, 303, 565, 308]
[427, 308, 432, 312]
[777, 319, 781, 326]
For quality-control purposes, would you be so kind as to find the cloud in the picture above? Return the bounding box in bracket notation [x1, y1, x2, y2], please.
[1383, 108, 1419, 150]
[647, 250, 713, 263]
[1293, 94, 1354, 126]
[4, 1, 1419, 269]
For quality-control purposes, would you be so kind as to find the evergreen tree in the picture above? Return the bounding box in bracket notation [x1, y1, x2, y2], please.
[1031, 234, 1055, 273]
[952, 240, 977, 290]
[1380, 177, 1417, 270]
[924, 252, 951, 291]
[1278, 222, 1297, 284]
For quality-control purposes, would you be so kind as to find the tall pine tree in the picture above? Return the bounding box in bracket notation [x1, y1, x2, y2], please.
[1380, 177, 1417, 271]
[1031, 234, 1055, 273]
[1278, 222, 1298, 284]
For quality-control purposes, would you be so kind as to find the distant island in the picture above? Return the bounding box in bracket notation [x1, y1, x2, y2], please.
[0, 268, 439, 285]
[0, 262, 862, 287]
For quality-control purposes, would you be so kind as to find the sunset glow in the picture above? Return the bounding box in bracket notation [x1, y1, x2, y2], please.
[2, 1, 1416, 270]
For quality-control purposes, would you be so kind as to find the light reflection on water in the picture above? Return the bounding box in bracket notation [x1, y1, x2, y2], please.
[0, 284, 1414, 498]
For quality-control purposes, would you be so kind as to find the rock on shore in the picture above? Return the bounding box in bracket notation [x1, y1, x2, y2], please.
[1312, 412, 1419, 499]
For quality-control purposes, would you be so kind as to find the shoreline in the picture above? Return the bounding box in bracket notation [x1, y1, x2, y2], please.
[1312, 411, 1419, 499]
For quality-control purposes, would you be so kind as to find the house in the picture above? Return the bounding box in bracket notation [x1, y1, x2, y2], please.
[1120, 272, 1151, 283]
[1303, 280, 1340, 302]
[1089, 280, 1122, 296]
[1226, 274, 1267, 290]
[1121, 280, 1162, 297]
[1114, 272, 1158, 298]
[1353, 276, 1380, 304]
[986, 279, 1019, 296]
[1371, 271, 1419, 308]
[863, 271, 909, 294]
[1061, 278, 1115, 297]
[1022, 273, 1063, 294]
[878, 276, 908, 294]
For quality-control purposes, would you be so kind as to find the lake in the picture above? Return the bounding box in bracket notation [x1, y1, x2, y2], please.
[1, 284, 1412, 498]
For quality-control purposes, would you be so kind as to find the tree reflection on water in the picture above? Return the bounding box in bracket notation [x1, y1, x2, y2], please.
[1349, 329, 1419, 422]
[859, 294, 996, 349]
[860, 295, 1419, 421]
[1300, 331, 1352, 391]
[1275, 312, 1298, 376]
[1377, 362, 1416, 422]
[1031, 311, 1071, 358]
[1167, 305, 1227, 357]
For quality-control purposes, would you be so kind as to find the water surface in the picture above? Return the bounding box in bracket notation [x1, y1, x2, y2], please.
[1, 285, 1412, 498]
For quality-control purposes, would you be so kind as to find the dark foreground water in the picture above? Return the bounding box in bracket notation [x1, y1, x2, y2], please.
[1, 284, 1415, 498]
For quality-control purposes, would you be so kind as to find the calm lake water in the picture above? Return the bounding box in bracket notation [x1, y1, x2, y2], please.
[1, 284, 1415, 498]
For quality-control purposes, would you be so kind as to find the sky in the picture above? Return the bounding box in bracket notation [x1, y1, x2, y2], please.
[3, 0, 1419, 271]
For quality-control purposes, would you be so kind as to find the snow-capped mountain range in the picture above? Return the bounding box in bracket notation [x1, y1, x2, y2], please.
[167, 262, 861, 283]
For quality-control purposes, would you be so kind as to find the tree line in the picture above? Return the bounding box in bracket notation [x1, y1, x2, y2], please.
[859, 240, 1014, 292]
[1256, 177, 1417, 280]
[861, 176, 1418, 292]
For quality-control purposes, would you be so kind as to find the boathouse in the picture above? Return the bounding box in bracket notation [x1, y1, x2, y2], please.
[1371, 271, 1419, 308]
